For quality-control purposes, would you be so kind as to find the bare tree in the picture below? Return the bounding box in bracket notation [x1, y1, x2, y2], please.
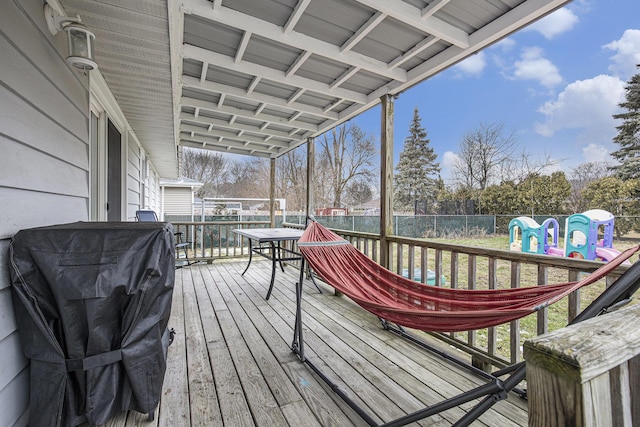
[227, 158, 269, 198]
[568, 161, 612, 212]
[500, 148, 563, 184]
[181, 148, 228, 198]
[451, 122, 517, 190]
[276, 147, 307, 211]
[316, 123, 377, 208]
[451, 122, 562, 189]
[345, 180, 373, 206]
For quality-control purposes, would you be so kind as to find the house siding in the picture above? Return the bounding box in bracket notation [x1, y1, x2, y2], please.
[163, 188, 194, 217]
[0, 1, 165, 424]
[126, 135, 143, 220]
[148, 168, 160, 213]
[1, 0, 91, 424]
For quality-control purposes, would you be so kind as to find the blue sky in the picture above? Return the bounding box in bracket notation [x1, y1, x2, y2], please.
[349, 0, 640, 184]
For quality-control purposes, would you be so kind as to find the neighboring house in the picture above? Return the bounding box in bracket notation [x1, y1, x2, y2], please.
[315, 207, 347, 216]
[159, 177, 203, 220]
[351, 199, 382, 216]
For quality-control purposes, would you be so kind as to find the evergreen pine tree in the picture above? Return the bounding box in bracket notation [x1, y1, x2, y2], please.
[394, 107, 441, 213]
[611, 67, 640, 180]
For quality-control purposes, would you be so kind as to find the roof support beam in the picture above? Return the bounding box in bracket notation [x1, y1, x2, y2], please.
[181, 96, 319, 132]
[184, 44, 367, 104]
[181, 132, 287, 153]
[284, 0, 311, 34]
[286, 50, 311, 78]
[340, 11, 387, 53]
[330, 67, 359, 90]
[182, 75, 340, 120]
[183, 1, 407, 82]
[421, 0, 450, 18]
[388, 35, 438, 70]
[180, 138, 275, 157]
[180, 111, 304, 141]
[352, 0, 469, 48]
[235, 31, 252, 63]
[181, 123, 292, 148]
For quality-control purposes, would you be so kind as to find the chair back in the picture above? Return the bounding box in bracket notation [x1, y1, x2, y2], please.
[136, 210, 158, 222]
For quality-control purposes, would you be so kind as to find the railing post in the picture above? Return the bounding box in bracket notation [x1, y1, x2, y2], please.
[525, 304, 640, 427]
[269, 158, 276, 228]
[379, 93, 394, 269]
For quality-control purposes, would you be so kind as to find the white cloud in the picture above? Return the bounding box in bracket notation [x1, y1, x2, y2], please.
[512, 47, 562, 87]
[454, 51, 487, 76]
[494, 38, 516, 52]
[441, 151, 460, 184]
[535, 75, 625, 145]
[603, 29, 640, 80]
[442, 151, 459, 168]
[582, 143, 611, 163]
[525, 7, 579, 39]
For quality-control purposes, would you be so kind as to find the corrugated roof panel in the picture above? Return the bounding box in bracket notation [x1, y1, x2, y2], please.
[296, 114, 326, 126]
[183, 58, 204, 79]
[204, 64, 254, 90]
[399, 40, 451, 71]
[261, 105, 297, 120]
[221, 0, 297, 27]
[182, 87, 220, 104]
[243, 35, 303, 72]
[297, 91, 340, 109]
[222, 96, 262, 112]
[184, 15, 243, 56]
[296, 0, 375, 46]
[295, 54, 351, 85]
[253, 79, 298, 100]
[235, 116, 267, 128]
[352, 16, 427, 64]
[197, 110, 233, 121]
[340, 70, 390, 95]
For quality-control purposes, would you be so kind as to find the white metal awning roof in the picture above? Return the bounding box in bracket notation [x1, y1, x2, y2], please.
[61, 0, 572, 178]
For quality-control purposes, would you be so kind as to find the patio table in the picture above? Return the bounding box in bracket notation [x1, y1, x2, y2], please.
[233, 227, 319, 299]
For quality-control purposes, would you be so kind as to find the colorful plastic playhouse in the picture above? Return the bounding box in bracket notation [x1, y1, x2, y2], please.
[563, 209, 622, 261]
[509, 216, 562, 255]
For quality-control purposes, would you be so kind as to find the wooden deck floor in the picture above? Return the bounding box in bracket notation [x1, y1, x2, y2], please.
[102, 259, 528, 427]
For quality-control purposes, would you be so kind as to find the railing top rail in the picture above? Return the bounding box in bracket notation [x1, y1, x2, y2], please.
[169, 220, 632, 275]
[171, 220, 270, 226]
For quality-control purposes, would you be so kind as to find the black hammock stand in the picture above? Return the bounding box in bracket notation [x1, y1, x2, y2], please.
[291, 248, 640, 427]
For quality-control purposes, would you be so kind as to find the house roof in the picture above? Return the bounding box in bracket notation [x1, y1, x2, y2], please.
[159, 177, 204, 188]
[60, 0, 572, 178]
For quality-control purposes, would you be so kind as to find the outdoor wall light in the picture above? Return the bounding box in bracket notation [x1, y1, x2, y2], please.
[44, 3, 97, 72]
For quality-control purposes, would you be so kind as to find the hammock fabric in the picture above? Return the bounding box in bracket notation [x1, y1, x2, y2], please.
[297, 221, 640, 332]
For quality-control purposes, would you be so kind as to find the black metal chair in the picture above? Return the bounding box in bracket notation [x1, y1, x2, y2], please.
[135, 210, 193, 268]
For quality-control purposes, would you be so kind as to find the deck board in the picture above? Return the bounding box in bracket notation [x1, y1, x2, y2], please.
[93, 259, 528, 426]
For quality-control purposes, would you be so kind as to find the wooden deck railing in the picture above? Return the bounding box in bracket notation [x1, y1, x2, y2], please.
[171, 220, 631, 370]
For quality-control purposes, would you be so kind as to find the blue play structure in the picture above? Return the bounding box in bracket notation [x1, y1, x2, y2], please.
[509, 210, 627, 263]
[509, 216, 561, 255]
[564, 209, 621, 261]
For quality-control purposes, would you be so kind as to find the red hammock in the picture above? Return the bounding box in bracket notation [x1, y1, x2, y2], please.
[297, 221, 640, 332]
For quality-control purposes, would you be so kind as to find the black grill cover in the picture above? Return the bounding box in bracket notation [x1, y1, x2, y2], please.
[9, 222, 175, 427]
